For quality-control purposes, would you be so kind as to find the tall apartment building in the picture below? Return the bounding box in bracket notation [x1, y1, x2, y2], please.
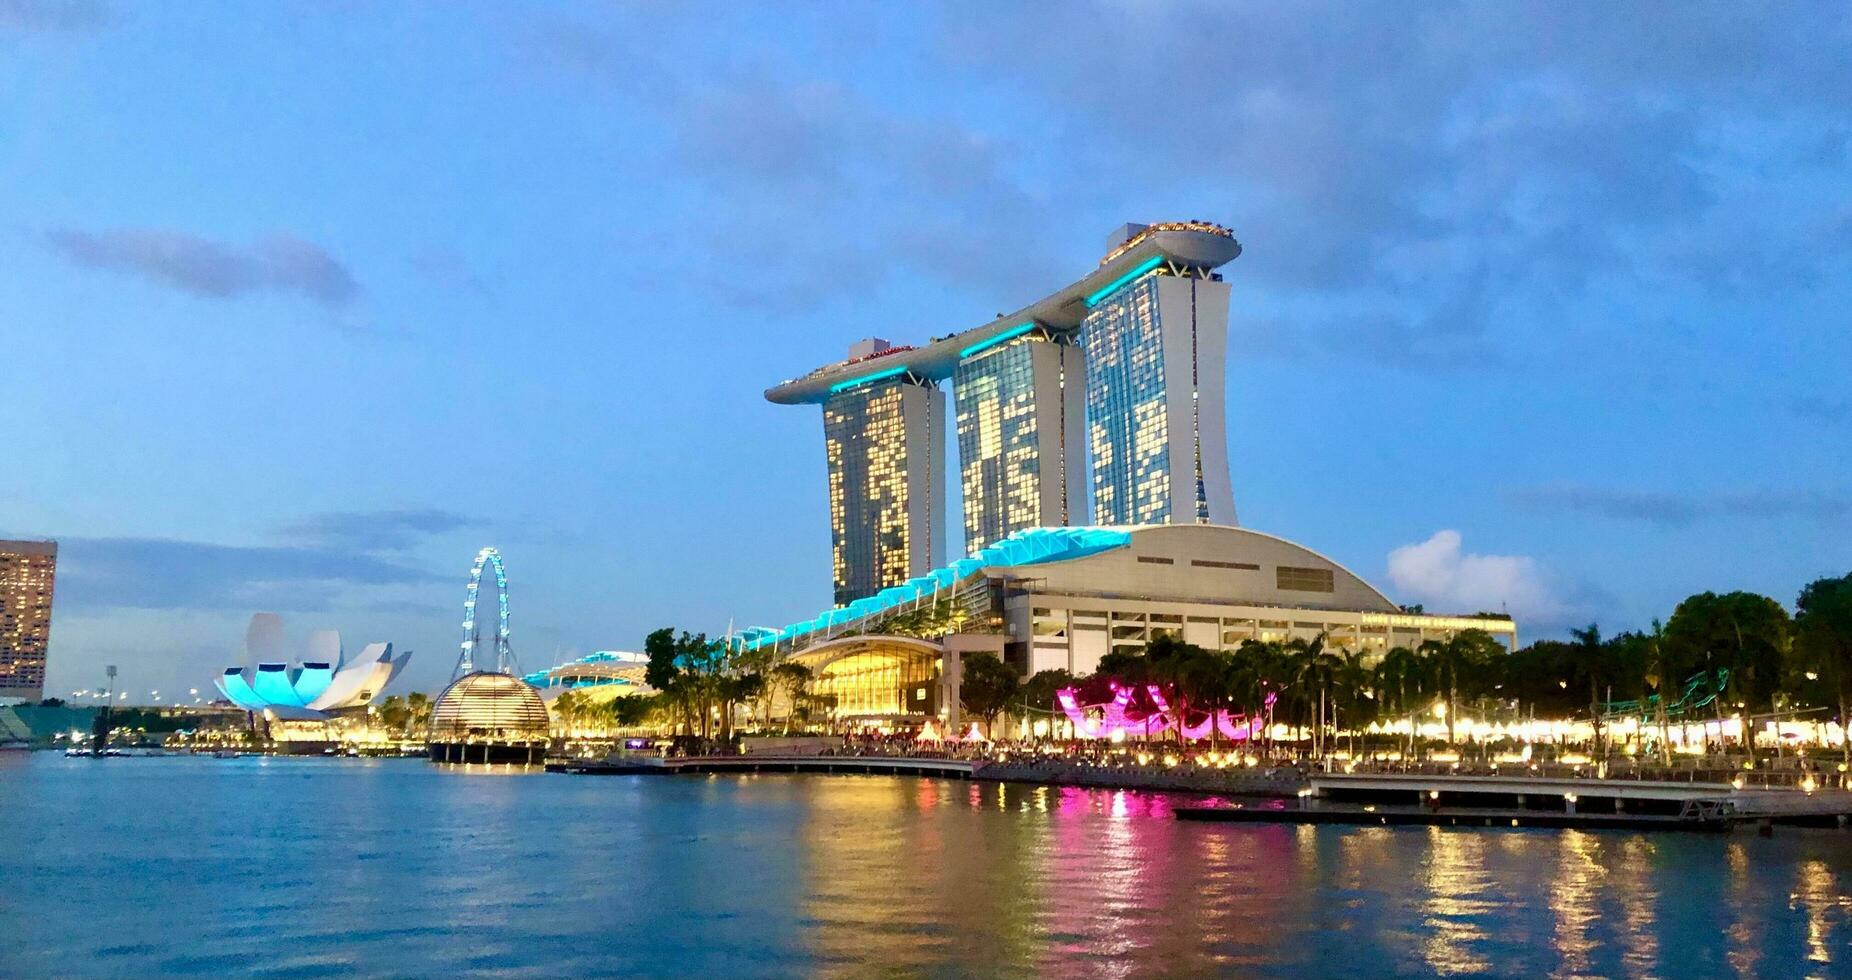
[0, 540, 57, 702]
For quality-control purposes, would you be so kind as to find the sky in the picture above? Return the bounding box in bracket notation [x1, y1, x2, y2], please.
[4, 1, 1850, 702]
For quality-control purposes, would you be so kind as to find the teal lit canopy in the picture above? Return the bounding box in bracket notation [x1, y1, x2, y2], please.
[738, 527, 1132, 652]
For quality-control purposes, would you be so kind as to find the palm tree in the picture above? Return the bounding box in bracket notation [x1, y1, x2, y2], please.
[1334, 647, 1372, 757]
[1422, 629, 1505, 753]
[1567, 624, 1608, 760]
[1288, 634, 1341, 758]
[1230, 640, 1288, 757]
[1374, 645, 1426, 761]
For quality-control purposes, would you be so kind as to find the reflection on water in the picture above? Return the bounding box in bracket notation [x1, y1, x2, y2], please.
[3, 753, 1851, 979]
[1421, 829, 1493, 974]
[1551, 831, 1603, 979]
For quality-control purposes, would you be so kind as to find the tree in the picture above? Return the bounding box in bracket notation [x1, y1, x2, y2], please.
[376, 695, 411, 734]
[1374, 645, 1427, 760]
[1287, 634, 1341, 757]
[1795, 574, 1852, 766]
[552, 689, 587, 733]
[959, 652, 1020, 737]
[1333, 647, 1374, 757]
[1422, 629, 1503, 747]
[1566, 624, 1611, 759]
[610, 693, 656, 730]
[1017, 669, 1076, 727]
[1501, 641, 1584, 719]
[405, 691, 431, 734]
[769, 662, 813, 733]
[718, 671, 763, 740]
[1146, 635, 1229, 744]
[644, 627, 728, 740]
[1610, 623, 1677, 763]
[1229, 640, 1289, 756]
[1665, 591, 1792, 717]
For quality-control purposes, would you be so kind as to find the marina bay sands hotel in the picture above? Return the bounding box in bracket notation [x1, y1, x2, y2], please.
[768, 221, 1243, 606]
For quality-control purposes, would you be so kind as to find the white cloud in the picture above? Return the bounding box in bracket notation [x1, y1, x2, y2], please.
[1386, 530, 1564, 623]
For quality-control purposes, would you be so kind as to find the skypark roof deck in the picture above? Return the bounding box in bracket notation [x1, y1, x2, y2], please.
[765, 222, 1241, 404]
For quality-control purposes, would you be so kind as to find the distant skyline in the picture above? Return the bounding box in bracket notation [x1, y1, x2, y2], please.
[4, 2, 1849, 699]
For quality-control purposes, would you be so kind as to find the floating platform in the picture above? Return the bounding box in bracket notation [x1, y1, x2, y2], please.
[549, 754, 977, 778]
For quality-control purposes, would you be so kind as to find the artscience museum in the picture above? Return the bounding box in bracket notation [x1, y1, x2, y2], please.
[214, 613, 409, 720]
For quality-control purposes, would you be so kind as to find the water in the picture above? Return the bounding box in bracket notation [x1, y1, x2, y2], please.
[4, 753, 1851, 979]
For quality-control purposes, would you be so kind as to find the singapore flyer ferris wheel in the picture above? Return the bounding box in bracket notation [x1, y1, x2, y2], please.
[454, 546, 515, 678]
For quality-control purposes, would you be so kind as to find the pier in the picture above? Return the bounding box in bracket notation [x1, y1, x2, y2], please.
[549, 754, 979, 779]
[1176, 770, 1852, 831]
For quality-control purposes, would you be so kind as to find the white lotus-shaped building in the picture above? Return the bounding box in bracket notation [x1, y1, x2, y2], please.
[214, 613, 410, 719]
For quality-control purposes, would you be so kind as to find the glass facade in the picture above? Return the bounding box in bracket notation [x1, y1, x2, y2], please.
[824, 379, 944, 607]
[953, 336, 1077, 552]
[0, 540, 56, 700]
[1084, 275, 1178, 525]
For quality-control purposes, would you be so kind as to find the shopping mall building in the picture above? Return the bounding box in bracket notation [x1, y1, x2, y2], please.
[739, 525, 1515, 727]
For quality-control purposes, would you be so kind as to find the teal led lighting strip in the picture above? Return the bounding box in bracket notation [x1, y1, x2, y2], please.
[958, 321, 1037, 359]
[1083, 254, 1165, 308]
[829, 364, 909, 393]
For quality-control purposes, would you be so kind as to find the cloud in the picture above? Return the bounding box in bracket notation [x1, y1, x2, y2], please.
[279, 508, 481, 553]
[1505, 484, 1852, 526]
[45, 228, 360, 307]
[53, 537, 444, 611]
[1387, 530, 1566, 625]
[0, 0, 106, 33]
[523, 24, 1062, 314]
[930, 3, 1852, 366]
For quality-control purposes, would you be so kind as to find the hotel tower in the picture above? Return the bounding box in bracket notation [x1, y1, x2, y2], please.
[768, 222, 1241, 604]
[0, 539, 56, 702]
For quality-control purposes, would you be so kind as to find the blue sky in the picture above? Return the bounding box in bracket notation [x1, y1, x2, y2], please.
[4, 1, 1849, 700]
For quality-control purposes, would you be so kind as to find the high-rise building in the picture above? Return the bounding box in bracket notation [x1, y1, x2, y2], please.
[1081, 242, 1235, 526]
[767, 222, 1240, 604]
[952, 328, 1085, 552]
[0, 540, 57, 702]
[822, 353, 947, 606]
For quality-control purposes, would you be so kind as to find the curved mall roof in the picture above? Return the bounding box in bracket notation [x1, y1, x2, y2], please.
[428, 671, 551, 740]
[765, 222, 1242, 404]
[738, 524, 1412, 654]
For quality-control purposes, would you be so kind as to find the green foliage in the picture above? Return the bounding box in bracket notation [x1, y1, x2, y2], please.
[1664, 591, 1791, 713]
[880, 599, 970, 639]
[1017, 668, 1075, 716]
[958, 652, 1019, 733]
[1795, 574, 1852, 762]
[376, 695, 412, 734]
